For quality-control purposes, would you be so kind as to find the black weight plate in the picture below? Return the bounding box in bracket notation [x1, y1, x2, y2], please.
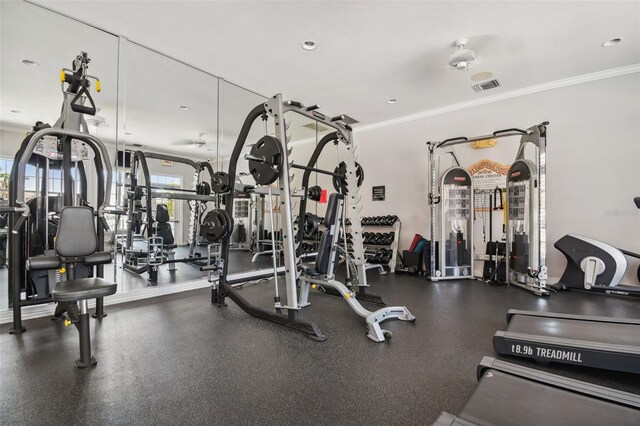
[200, 209, 234, 242]
[303, 213, 320, 239]
[249, 135, 283, 185]
[332, 161, 364, 194]
[307, 185, 322, 202]
[212, 172, 231, 194]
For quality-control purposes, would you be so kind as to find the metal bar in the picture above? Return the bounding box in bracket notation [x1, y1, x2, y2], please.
[290, 163, 342, 178]
[433, 130, 532, 149]
[270, 94, 299, 311]
[149, 191, 217, 202]
[141, 152, 198, 169]
[15, 128, 113, 209]
[295, 132, 339, 257]
[280, 104, 350, 142]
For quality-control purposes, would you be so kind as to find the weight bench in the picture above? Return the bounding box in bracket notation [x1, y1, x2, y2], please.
[298, 193, 415, 342]
[27, 206, 117, 368]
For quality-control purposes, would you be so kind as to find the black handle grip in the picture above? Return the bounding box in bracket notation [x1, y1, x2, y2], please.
[199, 265, 219, 272]
[493, 187, 504, 210]
[12, 215, 27, 234]
[305, 105, 320, 111]
[331, 115, 345, 122]
[99, 216, 110, 232]
[70, 86, 97, 116]
[287, 101, 302, 108]
[493, 128, 527, 136]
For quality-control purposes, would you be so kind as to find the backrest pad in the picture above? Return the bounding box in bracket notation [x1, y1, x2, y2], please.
[315, 193, 344, 274]
[55, 206, 98, 258]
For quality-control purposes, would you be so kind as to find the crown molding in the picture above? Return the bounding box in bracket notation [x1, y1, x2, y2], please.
[355, 64, 640, 134]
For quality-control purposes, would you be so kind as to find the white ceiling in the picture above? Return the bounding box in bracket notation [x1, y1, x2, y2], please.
[1, 1, 639, 159]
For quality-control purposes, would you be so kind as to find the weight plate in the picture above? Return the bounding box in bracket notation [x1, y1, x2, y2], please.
[303, 213, 320, 239]
[248, 135, 283, 185]
[307, 185, 322, 202]
[200, 209, 234, 242]
[332, 161, 364, 194]
[212, 172, 231, 194]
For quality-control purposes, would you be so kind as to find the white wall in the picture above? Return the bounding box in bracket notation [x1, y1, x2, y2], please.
[355, 73, 640, 282]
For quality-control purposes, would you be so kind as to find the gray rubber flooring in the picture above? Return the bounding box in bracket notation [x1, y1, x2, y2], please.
[1, 272, 639, 425]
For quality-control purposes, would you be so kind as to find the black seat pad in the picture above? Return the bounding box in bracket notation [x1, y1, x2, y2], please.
[52, 277, 117, 302]
[300, 263, 321, 276]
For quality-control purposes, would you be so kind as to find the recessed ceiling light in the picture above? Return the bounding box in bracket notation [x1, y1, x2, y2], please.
[10, 109, 21, 113]
[301, 40, 317, 51]
[386, 98, 397, 104]
[178, 105, 191, 111]
[21, 59, 39, 66]
[601, 37, 623, 47]
[471, 71, 493, 82]
[125, 132, 133, 136]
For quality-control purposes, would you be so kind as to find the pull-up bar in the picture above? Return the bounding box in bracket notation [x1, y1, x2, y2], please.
[429, 126, 543, 149]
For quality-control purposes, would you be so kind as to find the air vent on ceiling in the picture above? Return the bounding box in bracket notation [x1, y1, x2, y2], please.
[471, 79, 501, 93]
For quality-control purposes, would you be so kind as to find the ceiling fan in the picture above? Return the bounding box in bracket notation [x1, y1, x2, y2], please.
[172, 132, 211, 149]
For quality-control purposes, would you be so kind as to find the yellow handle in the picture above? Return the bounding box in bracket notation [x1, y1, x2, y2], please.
[63, 319, 72, 327]
[60, 70, 66, 82]
[502, 192, 506, 227]
[95, 79, 101, 92]
[58, 267, 66, 274]
[311, 284, 316, 289]
[345, 293, 351, 300]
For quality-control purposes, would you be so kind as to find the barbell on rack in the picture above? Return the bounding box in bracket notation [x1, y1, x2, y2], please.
[244, 135, 364, 193]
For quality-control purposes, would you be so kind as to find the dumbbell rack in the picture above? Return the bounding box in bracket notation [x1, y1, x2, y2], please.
[361, 220, 401, 272]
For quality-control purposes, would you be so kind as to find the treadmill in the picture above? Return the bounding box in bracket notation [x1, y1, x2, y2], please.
[434, 357, 640, 426]
[493, 310, 640, 374]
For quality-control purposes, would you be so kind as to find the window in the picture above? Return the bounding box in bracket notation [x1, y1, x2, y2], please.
[0, 157, 81, 202]
[0, 158, 12, 201]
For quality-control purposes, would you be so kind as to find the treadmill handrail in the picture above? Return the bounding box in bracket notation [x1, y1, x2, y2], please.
[478, 356, 640, 409]
[506, 309, 640, 325]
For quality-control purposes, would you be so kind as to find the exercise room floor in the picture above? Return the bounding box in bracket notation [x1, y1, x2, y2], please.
[1, 272, 639, 425]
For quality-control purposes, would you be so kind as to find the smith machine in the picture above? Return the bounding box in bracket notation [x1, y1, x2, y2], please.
[202, 94, 415, 341]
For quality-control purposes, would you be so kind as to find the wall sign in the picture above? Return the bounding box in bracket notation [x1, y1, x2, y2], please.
[372, 185, 385, 201]
[468, 159, 510, 211]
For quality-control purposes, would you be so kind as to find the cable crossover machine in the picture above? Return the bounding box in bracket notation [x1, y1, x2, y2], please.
[427, 122, 550, 296]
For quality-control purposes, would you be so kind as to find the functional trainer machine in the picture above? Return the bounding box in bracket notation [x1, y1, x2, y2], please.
[209, 94, 415, 341]
[2, 52, 119, 333]
[427, 123, 549, 295]
[434, 356, 640, 425]
[1, 52, 118, 367]
[493, 310, 640, 374]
